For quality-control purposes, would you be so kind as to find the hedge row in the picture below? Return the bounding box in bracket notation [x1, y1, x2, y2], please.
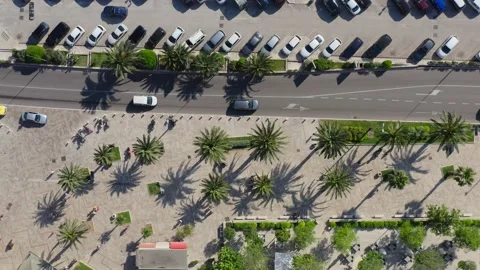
[228, 221, 294, 231]
[330, 219, 480, 229]
[227, 136, 252, 149]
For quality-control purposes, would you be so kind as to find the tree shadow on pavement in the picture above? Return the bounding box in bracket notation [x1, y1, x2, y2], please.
[343, 148, 372, 182]
[176, 196, 209, 225]
[99, 226, 117, 244]
[257, 163, 303, 209]
[311, 238, 334, 261]
[74, 180, 98, 197]
[204, 239, 220, 258]
[34, 190, 68, 228]
[404, 200, 424, 216]
[80, 72, 123, 113]
[128, 72, 177, 96]
[176, 74, 212, 102]
[388, 146, 430, 184]
[284, 181, 327, 218]
[107, 161, 144, 196]
[223, 75, 260, 103]
[157, 160, 200, 207]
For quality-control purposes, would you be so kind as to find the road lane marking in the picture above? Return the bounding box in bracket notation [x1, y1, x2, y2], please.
[349, 98, 357, 100]
[448, 102, 456, 104]
[363, 98, 372, 100]
[392, 99, 399, 102]
[405, 100, 414, 103]
[416, 89, 441, 96]
[377, 99, 386, 101]
[433, 102, 443, 104]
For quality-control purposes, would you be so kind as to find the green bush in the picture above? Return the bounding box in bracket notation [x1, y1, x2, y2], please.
[345, 126, 366, 143]
[136, 49, 157, 70]
[329, 222, 337, 228]
[313, 58, 335, 71]
[259, 222, 276, 230]
[458, 260, 477, 270]
[228, 139, 251, 149]
[25, 45, 46, 64]
[381, 60, 393, 69]
[276, 222, 293, 230]
[363, 62, 375, 69]
[45, 49, 66, 65]
[342, 62, 355, 69]
[242, 223, 258, 239]
[229, 57, 247, 72]
[293, 221, 316, 250]
[275, 229, 291, 243]
[224, 226, 236, 241]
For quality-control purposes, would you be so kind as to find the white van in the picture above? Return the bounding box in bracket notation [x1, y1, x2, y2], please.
[133, 96, 158, 107]
[182, 29, 206, 52]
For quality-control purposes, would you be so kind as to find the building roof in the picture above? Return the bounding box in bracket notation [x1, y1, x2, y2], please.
[17, 252, 55, 270]
[136, 243, 188, 270]
[274, 252, 293, 270]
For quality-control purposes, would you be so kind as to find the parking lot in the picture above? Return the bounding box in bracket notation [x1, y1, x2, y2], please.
[1, 0, 480, 61]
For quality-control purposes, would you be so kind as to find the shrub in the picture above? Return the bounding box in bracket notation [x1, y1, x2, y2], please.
[259, 222, 276, 230]
[313, 58, 335, 71]
[454, 226, 480, 251]
[345, 126, 366, 143]
[242, 223, 258, 239]
[25, 45, 46, 64]
[175, 224, 194, 240]
[228, 139, 251, 149]
[276, 222, 293, 230]
[458, 260, 477, 270]
[342, 62, 355, 69]
[363, 62, 375, 69]
[136, 49, 157, 70]
[293, 221, 316, 250]
[381, 60, 393, 69]
[399, 221, 427, 250]
[329, 222, 337, 228]
[12, 49, 27, 62]
[275, 229, 291, 243]
[45, 49, 66, 65]
[463, 220, 474, 226]
[332, 224, 357, 253]
[229, 57, 247, 72]
[224, 226, 236, 241]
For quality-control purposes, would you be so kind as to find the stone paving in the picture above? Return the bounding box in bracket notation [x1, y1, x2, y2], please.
[0, 105, 479, 269]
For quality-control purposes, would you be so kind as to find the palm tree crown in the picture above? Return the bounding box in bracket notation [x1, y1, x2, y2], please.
[201, 173, 229, 204]
[57, 219, 89, 249]
[94, 144, 114, 167]
[383, 170, 410, 190]
[133, 134, 165, 165]
[103, 41, 138, 80]
[453, 166, 476, 186]
[378, 123, 408, 151]
[246, 54, 274, 80]
[191, 52, 224, 79]
[320, 165, 355, 200]
[251, 174, 274, 198]
[57, 164, 89, 193]
[249, 121, 287, 163]
[159, 45, 191, 71]
[430, 111, 471, 155]
[313, 121, 349, 160]
[194, 126, 231, 164]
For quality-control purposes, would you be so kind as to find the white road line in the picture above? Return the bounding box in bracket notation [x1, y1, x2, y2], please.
[392, 99, 399, 102]
[363, 98, 372, 101]
[349, 98, 358, 100]
[433, 102, 443, 104]
[377, 99, 386, 101]
[448, 102, 456, 104]
[320, 97, 329, 99]
[405, 100, 414, 103]
[420, 101, 427, 104]
[462, 103, 470, 105]
[335, 97, 343, 100]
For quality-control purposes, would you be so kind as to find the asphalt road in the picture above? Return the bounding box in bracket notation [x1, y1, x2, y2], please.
[0, 67, 480, 122]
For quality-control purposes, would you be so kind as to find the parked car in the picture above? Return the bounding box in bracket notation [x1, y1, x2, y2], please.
[393, 0, 411, 16]
[182, 29, 206, 52]
[322, 38, 342, 58]
[467, 0, 480, 12]
[0, 105, 6, 116]
[364, 34, 392, 59]
[324, 0, 340, 17]
[21, 112, 47, 125]
[281, 35, 302, 56]
[241, 32, 263, 56]
[107, 24, 128, 46]
[300, 35, 324, 59]
[356, 0, 372, 8]
[410, 38, 435, 63]
[216, 0, 227, 4]
[165, 26, 185, 48]
[87, 25, 106, 47]
[145, 27, 166, 49]
[414, 0, 429, 12]
[202, 30, 226, 53]
[255, 0, 270, 8]
[430, 0, 446, 11]
[232, 99, 259, 111]
[449, 0, 465, 10]
[45, 22, 70, 47]
[133, 96, 157, 107]
[259, 35, 281, 56]
[65, 26, 85, 47]
[127, 25, 147, 46]
[476, 51, 480, 61]
[436, 35, 459, 59]
[340, 37, 363, 59]
[31, 22, 49, 41]
[221, 32, 242, 53]
[103, 6, 128, 18]
[273, 0, 286, 5]
[343, 0, 362, 15]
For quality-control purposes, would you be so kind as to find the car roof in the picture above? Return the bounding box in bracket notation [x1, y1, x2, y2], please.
[92, 25, 105, 36]
[444, 36, 459, 47]
[152, 27, 166, 37]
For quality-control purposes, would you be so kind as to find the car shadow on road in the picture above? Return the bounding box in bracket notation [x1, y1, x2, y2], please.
[386, 3, 408, 21]
[96, 0, 112, 5]
[132, 0, 146, 6]
[315, 2, 337, 23]
[44, 0, 61, 6]
[80, 72, 123, 113]
[74, 0, 94, 7]
[171, 0, 191, 13]
[462, 5, 479, 19]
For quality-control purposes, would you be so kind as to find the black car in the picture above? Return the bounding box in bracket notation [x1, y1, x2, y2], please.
[31, 22, 49, 41]
[364, 34, 392, 59]
[356, 0, 371, 8]
[103, 6, 128, 18]
[45, 22, 70, 47]
[410, 38, 435, 63]
[340, 37, 363, 59]
[145, 27, 166, 49]
[128, 26, 146, 46]
[393, 0, 410, 15]
[255, 0, 270, 8]
[241, 32, 263, 56]
[323, 0, 340, 17]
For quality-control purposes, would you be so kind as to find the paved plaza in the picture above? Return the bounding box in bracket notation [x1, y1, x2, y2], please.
[0, 105, 479, 269]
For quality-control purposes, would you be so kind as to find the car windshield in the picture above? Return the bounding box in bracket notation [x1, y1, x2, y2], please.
[118, 26, 125, 32]
[112, 32, 119, 39]
[326, 47, 334, 54]
[67, 35, 74, 42]
[248, 101, 253, 108]
[147, 97, 152, 105]
[352, 5, 360, 11]
[286, 43, 294, 51]
[168, 36, 177, 43]
[442, 45, 451, 54]
[265, 44, 273, 51]
[35, 115, 40, 122]
[89, 34, 96, 41]
[225, 40, 233, 47]
[306, 45, 313, 53]
[207, 41, 215, 48]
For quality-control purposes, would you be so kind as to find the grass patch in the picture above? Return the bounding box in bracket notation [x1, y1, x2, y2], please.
[116, 211, 132, 225]
[74, 262, 94, 270]
[147, 182, 162, 195]
[381, 169, 394, 179]
[227, 136, 252, 149]
[271, 59, 286, 72]
[110, 146, 121, 162]
[90, 52, 108, 67]
[73, 54, 88, 67]
[441, 165, 455, 179]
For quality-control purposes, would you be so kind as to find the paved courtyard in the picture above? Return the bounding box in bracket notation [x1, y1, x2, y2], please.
[0, 105, 480, 269]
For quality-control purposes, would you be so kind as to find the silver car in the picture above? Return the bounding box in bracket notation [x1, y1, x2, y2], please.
[21, 112, 48, 124]
[259, 35, 281, 56]
[241, 32, 263, 56]
[232, 99, 259, 111]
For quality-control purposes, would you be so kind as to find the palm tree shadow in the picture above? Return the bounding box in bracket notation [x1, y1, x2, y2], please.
[176, 196, 209, 225]
[388, 146, 430, 184]
[80, 72, 124, 113]
[33, 191, 68, 228]
[224, 153, 254, 184]
[128, 72, 178, 96]
[223, 75, 259, 103]
[311, 238, 334, 262]
[176, 74, 212, 102]
[157, 160, 200, 207]
[74, 180, 98, 197]
[343, 148, 372, 182]
[107, 161, 144, 196]
[284, 181, 327, 218]
[258, 163, 303, 208]
[404, 200, 423, 216]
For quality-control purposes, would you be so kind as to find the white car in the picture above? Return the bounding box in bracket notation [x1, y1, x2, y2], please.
[476, 51, 480, 61]
[300, 35, 324, 59]
[221, 32, 242, 53]
[436, 36, 459, 59]
[321, 38, 342, 58]
[467, 0, 480, 12]
[165, 26, 185, 48]
[107, 24, 128, 46]
[343, 0, 362, 15]
[21, 112, 47, 125]
[65, 26, 85, 47]
[281, 35, 302, 56]
[133, 96, 158, 107]
[216, 0, 227, 4]
[87, 25, 106, 47]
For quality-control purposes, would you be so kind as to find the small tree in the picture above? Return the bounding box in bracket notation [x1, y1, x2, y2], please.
[458, 260, 477, 270]
[193, 126, 231, 165]
[94, 144, 115, 167]
[142, 226, 153, 239]
[430, 111, 471, 155]
[103, 41, 138, 80]
[213, 246, 243, 270]
[332, 224, 357, 253]
[426, 204, 461, 236]
[133, 134, 165, 165]
[224, 226, 236, 241]
[275, 229, 291, 243]
[413, 248, 445, 270]
[383, 169, 410, 190]
[357, 251, 384, 270]
[57, 219, 89, 249]
[399, 221, 427, 250]
[25, 45, 46, 64]
[381, 60, 393, 69]
[242, 237, 268, 270]
[378, 123, 408, 152]
[248, 121, 287, 163]
[319, 165, 355, 200]
[453, 166, 476, 186]
[293, 221, 316, 250]
[312, 121, 349, 160]
[454, 226, 480, 251]
[251, 174, 274, 198]
[57, 164, 89, 193]
[200, 173, 229, 204]
[175, 224, 194, 240]
[292, 254, 324, 270]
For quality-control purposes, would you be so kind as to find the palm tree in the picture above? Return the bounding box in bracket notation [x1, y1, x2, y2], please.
[193, 126, 231, 165]
[103, 41, 138, 80]
[200, 173, 229, 204]
[57, 219, 89, 249]
[191, 52, 223, 79]
[249, 121, 287, 163]
[383, 170, 410, 190]
[319, 165, 354, 200]
[251, 174, 274, 198]
[94, 144, 114, 167]
[159, 45, 191, 71]
[133, 134, 165, 165]
[246, 54, 274, 80]
[453, 166, 476, 186]
[57, 164, 89, 193]
[313, 121, 349, 160]
[378, 123, 408, 152]
[430, 111, 471, 155]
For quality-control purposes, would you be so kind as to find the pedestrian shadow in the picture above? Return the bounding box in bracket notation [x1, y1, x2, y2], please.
[99, 226, 117, 244]
[284, 181, 328, 218]
[107, 161, 144, 196]
[176, 74, 211, 102]
[80, 72, 123, 113]
[157, 160, 200, 207]
[33, 190, 68, 228]
[388, 146, 430, 184]
[176, 196, 209, 225]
